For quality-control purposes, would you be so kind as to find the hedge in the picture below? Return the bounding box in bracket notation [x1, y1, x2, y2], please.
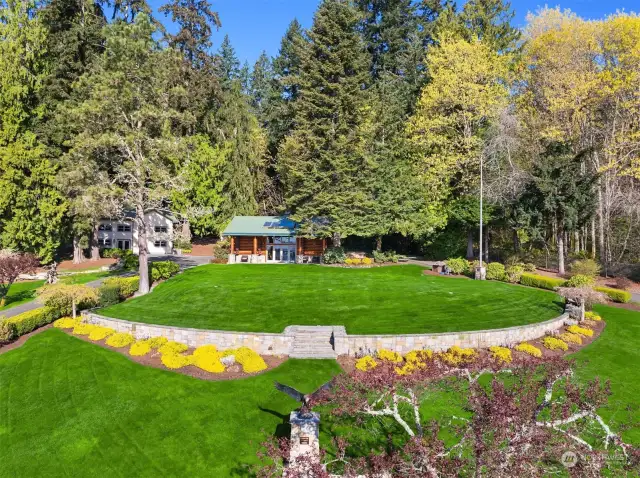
[151, 261, 180, 282]
[1, 306, 62, 342]
[519, 273, 566, 290]
[595, 286, 632, 303]
[103, 276, 140, 299]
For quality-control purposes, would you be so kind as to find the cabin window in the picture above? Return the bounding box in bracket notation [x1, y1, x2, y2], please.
[117, 224, 131, 232]
[154, 226, 168, 233]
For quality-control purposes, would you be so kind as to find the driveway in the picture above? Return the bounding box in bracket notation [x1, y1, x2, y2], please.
[149, 254, 212, 269]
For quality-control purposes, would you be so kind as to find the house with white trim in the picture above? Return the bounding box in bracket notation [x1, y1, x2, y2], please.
[97, 210, 178, 255]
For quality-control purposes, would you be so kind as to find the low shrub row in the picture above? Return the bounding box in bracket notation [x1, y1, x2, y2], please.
[150, 261, 180, 282]
[594, 286, 631, 303]
[99, 276, 140, 306]
[345, 257, 372, 266]
[372, 250, 400, 263]
[519, 273, 567, 290]
[0, 307, 63, 342]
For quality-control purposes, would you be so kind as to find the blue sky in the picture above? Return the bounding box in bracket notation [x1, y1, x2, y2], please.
[149, 0, 638, 66]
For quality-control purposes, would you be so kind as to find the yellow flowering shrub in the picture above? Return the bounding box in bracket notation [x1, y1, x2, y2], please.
[515, 343, 542, 358]
[489, 346, 512, 364]
[161, 352, 194, 369]
[147, 336, 168, 349]
[542, 336, 568, 351]
[88, 326, 115, 341]
[72, 323, 97, 336]
[376, 349, 403, 363]
[355, 355, 377, 371]
[404, 350, 433, 368]
[438, 346, 477, 366]
[362, 257, 372, 265]
[194, 354, 225, 373]
[232, 347, 268, 373]
[158, 341, 188, 355]
[106, 332, 136, 348]
[584, 311, 602, 321]
[129, 340, 152, 357]
[53, 317, 79, 329]
[560, 332, 582, 345]
[193, 345, 218, 358]
[567, 325, 593, 337]
[395, 363, 417, 376]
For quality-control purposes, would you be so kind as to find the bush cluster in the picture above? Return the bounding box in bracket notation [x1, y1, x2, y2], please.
[594, 286, 631, 303]
[355, 355, 378, 371]
[372, 250, 400, 263]
[106, 332, 136, 348]
[232, 346, 268, 373]
[376, 349, 403, 363]
[1, 307, 62, 342]
[445, 257, 470, 275]
[438, 346, 477, 366]
[150, 261, 180, 282]
[566, 325, 593, 337]
[559, 332, 582, 345]
[322, 247, 346, 264]
[565, 274, 595, 288]
[101, 248, 124, 259]
[212, 239, 230, 260]
[519, 273, 566, 290]
[542, 336, 568, 351]
[505, 265, 525, 283]
[101, 276, 140, 302]
[569, 258, 601, 277]
[345, 257, 373, 266]
[489, 346, 512, 364]
[485, 262, 506, 281]
[584, 311, 602, 321]
[515, 342, 542, 358]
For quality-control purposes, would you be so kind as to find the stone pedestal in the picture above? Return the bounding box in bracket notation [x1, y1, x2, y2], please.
[289, 411, 320, 466]
[475, 266, 486, 280]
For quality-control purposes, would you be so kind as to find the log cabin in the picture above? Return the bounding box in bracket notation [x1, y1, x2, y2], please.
[221, 216, 327, 264]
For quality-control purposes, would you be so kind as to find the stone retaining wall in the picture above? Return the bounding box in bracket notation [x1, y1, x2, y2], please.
[339, 314, 571, 356]
[83, 311, 570, 356]
[82, 312, 293, 355]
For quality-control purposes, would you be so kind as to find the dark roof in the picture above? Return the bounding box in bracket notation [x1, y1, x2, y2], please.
[221, 216, 297, 236]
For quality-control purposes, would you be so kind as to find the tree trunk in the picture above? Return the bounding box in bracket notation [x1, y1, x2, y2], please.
[182, 220, 192, 243]
[512, 229, 520, 253]
[557, 229, 565, 275]
[467, 231, 474, 259]
[73, 235, 85, 264]
[72, 299, 77, 319]
[375, 235, 382, 252]
[137, 204, 150, 294]
[90, 223, 101, 261]
[598, 181, 605, 261]
[591, 218, 596, 259]
[332, 232, 341, 248]
[574, 230, 580, 255]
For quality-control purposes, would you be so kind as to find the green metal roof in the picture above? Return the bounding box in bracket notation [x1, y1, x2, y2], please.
[221, 216, 297, 236]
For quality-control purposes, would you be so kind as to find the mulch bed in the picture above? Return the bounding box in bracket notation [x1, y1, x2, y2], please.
[61, 330, 288, 381]
[422, 269, 469, 279]
[337, 319, 606, 370]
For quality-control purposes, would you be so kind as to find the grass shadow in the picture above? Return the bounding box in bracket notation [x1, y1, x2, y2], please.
[258, 406, 291, 438]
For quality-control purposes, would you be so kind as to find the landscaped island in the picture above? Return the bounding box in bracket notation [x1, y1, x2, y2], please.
[99, 264, 563, 334]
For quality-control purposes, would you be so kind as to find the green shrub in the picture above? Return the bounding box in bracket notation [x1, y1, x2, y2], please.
[151, 261, 180, 282]
[505, 265, 524, 283]
[523, 263, 537, 272]
[120, 250, 139, 270]
[485, 262, 506, 281]
[569, 258, 601, 277]
[519, 273, 566, 290]
[373, 250, 399, 263]
[4, 307, 61, 337]
[101, 248, 124, 259]
[445, 257, 470, 275]
[323, 247, 346, 264]
[99, 284, 122, 307]
[212, 240, 230, 260]
[173, 236, 191, 251]
[565, 274, 595, 288]
[595, 286, 631, 303]
[103, 276, 140, 299]
[0, 320, 16, 343]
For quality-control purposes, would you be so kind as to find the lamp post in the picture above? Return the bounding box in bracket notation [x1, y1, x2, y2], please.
[476, 155, 486, 280]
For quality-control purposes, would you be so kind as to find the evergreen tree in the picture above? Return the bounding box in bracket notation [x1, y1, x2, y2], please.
[249, 51, 274, 123]
[160, 0, 220, 66]
[0, 0, 67, 262]
[459, 0, 521, 52]
[214, 34, 240, 88]
[278, 0, 373, 244]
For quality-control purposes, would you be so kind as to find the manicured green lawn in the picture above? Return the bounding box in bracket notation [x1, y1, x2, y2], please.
[572, 305, 640, 444]
[0, 329, 340, 477]
[0, 280, 45, 312]
[100, 264, 563, 334]
[60, 270, 112, 285]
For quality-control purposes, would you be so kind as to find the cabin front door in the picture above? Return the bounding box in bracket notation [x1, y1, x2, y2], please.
[268, 245, 296, 263]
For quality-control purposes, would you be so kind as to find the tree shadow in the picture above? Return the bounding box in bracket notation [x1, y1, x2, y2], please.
[2, 290, 36, 307]
[258, 406, 291, 438]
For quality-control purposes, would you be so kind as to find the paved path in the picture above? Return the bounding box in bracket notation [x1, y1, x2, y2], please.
[632, 292, 640, 304]
[1, 255, 211, 319]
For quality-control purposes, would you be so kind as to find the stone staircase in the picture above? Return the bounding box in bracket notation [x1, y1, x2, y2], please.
[288, 326, 338, 359]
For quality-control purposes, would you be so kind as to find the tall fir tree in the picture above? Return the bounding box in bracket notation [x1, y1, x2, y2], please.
[0, 0, 67, 262]
[214, 34, 240, 88]
[278, 0, 374, 245]
[249, 51, 274, 124]
[459, 0, 521, 52]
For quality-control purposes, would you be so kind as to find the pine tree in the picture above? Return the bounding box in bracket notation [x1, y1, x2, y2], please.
[0, 0, 67, 262]
[214, 34, 240, 88]
[249, 51, 274, 123]
[459, 0, 521, 52]
[160, 0, 220, 66]
[278, 0, 373, 244]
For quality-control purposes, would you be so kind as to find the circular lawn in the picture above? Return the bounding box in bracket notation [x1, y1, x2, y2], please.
[99, 264, 564, 334]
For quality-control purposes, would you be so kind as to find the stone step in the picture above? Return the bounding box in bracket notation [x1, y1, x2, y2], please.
[290, 352, 338, 359]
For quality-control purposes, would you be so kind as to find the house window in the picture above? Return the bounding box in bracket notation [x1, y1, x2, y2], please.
[154, 226, 168, 233]
[154, 240, 167, 247]
[98, 224, 113, 231]
[98, 238, 112, 247]
[117, 224, 131, 232]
